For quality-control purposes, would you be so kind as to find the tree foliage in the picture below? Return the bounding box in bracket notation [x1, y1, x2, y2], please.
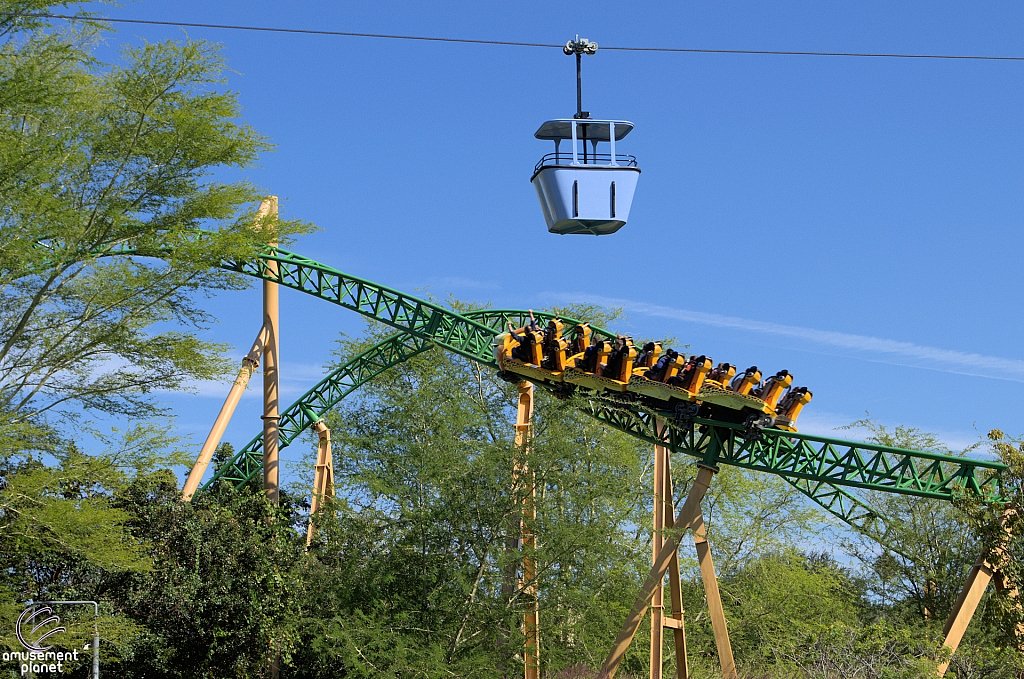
[0, 2, 311, 436]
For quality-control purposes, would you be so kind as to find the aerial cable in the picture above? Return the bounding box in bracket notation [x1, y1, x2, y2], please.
[7, 12, 1024, 63]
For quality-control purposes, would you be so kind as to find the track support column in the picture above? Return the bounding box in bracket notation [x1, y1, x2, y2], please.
[661, 438, 690, 679]
[182, 326, 268, 500]
[514, 382, 540, 679]
[260, 197, 281, 505]
[600, 464, 716, 679]
[306, 420, 335, 546]
[937, 509, 1016, 676]
[690, 500, 737, 679]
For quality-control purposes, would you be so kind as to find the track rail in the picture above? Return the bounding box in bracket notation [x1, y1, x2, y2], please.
[205, 313, 904, 542]
[213, 247, 1004, 498]
[201, 244, 1007, 544]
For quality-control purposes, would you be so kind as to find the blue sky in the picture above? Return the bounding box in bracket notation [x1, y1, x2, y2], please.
[82, 1, 1024, 483]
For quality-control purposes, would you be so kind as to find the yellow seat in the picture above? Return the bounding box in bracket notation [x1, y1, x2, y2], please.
[729, 366, 761, 395]
[775, 387, 812, 432]
[753, 370, 792, 411]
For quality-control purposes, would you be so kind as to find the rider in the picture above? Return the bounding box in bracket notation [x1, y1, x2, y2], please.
[576, 335, 601, 373]
[602, 335, 629, 379]
[635, 341, 657, 367]
[507, 310, 540, 363]
[644, 348, 678, 382]
[541, 318, 563, 370]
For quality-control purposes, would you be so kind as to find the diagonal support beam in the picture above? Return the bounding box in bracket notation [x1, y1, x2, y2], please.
[599, 464, 717, 679]
[690, 507, 736, 679]
[181, 325, 268, 501]
[306, 419, 335, 546]
[936, 508, 1018, 676]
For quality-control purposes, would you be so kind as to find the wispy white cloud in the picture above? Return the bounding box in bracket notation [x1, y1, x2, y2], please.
[544, 293, 1024, 382]
[423, 276, 499, 291]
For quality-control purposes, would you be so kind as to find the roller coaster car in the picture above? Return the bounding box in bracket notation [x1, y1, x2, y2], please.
[680, 356, 771, 416]
[494, 319, 811, 432]
[564, 335, 636, 393]
[773, 386, 812, 432]
[626, 350, 700, 403]
[696, 363, 779, 419]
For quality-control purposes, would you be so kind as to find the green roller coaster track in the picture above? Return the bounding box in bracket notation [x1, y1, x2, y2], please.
[192, 245, 1007, 546]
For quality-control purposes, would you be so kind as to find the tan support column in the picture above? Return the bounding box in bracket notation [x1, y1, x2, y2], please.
[937, 508, 1016, 676]
[650, 420, 667, 679]
[690, 502, 737, 679]
[182, 326, 269, 501]
[515, 382, 540, 679]
[936, 557, 993, 676]
[306, 420, 335, 546]
[600, 465, 717, 679]
[260, 197, 281, 505]
[662, 454, 689, 679]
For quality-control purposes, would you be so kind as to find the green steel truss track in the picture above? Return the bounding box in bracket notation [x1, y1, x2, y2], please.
[205, 312, 903, 542]
[203, 309, 612, 489]
[225, 249, 504, 364]
[205, 331, 434, 490]
[214, 246, 1005, 498]
[200, 243, 1007, 543]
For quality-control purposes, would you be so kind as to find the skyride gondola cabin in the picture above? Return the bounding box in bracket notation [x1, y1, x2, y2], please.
[531, 119, 640, 235]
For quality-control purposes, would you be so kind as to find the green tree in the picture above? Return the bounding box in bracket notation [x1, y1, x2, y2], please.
[279, 306, 655, 678]
[106, 473, 304, 679]
[0, 3, 310, 437]
[0, 423, 190, 671]
[838, 421, 986, 624]
[957, 429, 1024, 656]
[0, 6, 311, 675]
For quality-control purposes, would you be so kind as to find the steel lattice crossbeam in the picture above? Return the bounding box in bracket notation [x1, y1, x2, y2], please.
[581, 404, 1004, 502]
[226, 248, 499, 364]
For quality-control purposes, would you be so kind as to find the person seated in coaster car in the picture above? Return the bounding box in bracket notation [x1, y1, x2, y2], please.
[540, 318, 570, 371]
[706, 362, 736, 387]
[569, 323, 592, 357]
[634, 342, 661, 369]
[643, 348, 679, 382]
[576, 338, 609, 374]
[601, 335, 637, 382]
[507, 310, 542, 364]
[668, 355, 712, 393]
